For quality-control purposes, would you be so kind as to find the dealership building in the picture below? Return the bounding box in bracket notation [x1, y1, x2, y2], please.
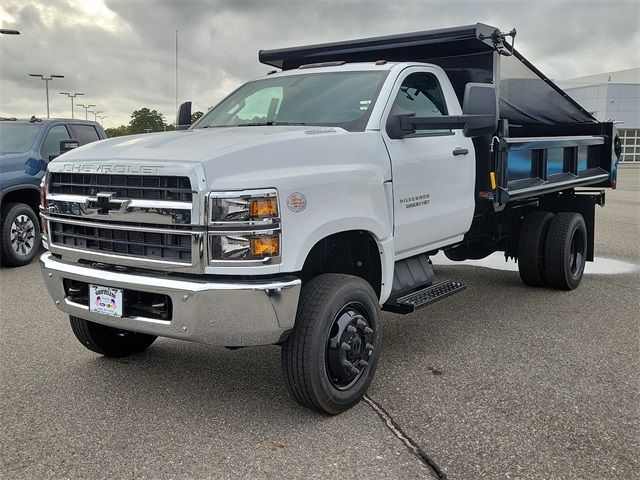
[558, 68, 640, 163]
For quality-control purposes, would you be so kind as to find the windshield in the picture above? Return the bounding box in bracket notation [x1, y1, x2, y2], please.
[0, 123, 41, 154]
[195, 70, 388, 131]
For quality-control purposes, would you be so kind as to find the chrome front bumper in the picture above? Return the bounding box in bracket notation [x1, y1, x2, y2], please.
[40, 252, 301, 346]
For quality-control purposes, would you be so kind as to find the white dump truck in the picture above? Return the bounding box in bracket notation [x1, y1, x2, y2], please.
[40, 24, 619, 414]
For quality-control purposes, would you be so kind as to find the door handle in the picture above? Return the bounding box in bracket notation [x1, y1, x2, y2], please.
[452, 148, 469, 156]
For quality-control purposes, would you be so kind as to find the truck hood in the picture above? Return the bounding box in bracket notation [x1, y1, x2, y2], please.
[53, 126, 339, 164]
[47, 125, 392, 194]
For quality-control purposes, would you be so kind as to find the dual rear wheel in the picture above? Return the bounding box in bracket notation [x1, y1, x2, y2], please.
[518, 211, 588, 290]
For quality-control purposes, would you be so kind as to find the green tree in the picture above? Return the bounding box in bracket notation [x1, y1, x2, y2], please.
[191, 111, 204, 123]
[128, 108, 166, 134]
[105, 125, 130, 138]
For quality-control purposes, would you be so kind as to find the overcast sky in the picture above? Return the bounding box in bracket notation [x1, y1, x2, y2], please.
[1, 0, 638, 128]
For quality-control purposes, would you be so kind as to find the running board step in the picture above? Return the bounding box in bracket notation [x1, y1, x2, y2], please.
[383, 280, 466, 314]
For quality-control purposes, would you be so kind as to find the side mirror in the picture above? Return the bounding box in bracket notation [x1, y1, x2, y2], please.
[176, 101, 192, 130]
[50, 138, 80, 160]
[386, 105, 417, 139]
[60, 139, 80, 154]
[461, 83, 498, 137]
[386, 82, 498, 139]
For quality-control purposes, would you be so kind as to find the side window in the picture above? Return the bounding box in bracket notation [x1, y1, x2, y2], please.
[228, 86, 283, 124]
[41, 125, 71, 160]
[71, 125, 100, 145]
[394, 72, 448, 131]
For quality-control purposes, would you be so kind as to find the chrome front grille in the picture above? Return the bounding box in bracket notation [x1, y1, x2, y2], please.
[44, 172, 202, 270]
[50, 221, 192, 263]
[48, 173, 193, 201]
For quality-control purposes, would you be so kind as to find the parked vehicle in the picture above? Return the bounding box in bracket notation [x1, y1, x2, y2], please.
[0, 117, 106, 266]
[39, 24, 619, 414]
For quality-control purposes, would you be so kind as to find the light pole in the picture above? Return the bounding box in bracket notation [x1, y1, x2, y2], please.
[76, 103, 95, 120]
[0, 29, 20, 35]
[97, 115, 107, 126]
[28, 74, 64, 118]
[89, 110, 103, 122]
[59, 92, 84, 119]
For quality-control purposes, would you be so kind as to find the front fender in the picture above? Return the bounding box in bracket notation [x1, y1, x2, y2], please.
[290, 220, 395, 303]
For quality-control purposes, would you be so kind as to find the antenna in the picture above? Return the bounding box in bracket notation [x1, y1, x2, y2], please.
[175, 30, 178, 123]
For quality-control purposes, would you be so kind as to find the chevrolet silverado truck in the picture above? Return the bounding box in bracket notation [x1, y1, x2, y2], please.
[0, 117, 105, 267]
[39, 24, 620, 414]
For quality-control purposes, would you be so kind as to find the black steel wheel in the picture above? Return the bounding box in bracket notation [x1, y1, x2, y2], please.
[69, 316, 157, 357]
[517, 211, 555, 287]
[0, 202, 41, 267]
[281, 274, 381, 415]
[326, 302, 375, 390]
[544, 212, 588, 290]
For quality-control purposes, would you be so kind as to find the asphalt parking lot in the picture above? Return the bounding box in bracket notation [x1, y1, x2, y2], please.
[1, 168, 638, 479]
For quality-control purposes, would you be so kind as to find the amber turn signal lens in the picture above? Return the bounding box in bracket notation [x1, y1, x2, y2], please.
[250, 236, 279, 256]
[249, 198, 278, 218]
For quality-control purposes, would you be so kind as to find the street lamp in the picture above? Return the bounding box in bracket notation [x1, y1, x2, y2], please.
[89, 110, 103, 122]
[0, 29, 20, 35]
[59, 92, 84, 119]
[76, 103, 96, 120]
[97, 115, 107, 126]
[28, 73, 64, 118]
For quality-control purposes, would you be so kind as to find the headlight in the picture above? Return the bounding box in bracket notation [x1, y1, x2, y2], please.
[208, 189, 281, 264]
[210, 189, 278, 225]
[210, 232, 280, 262]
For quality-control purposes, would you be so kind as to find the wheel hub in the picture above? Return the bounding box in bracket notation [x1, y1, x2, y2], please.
[10, 215, 35, 256]
[569, 228, 586, 276]
[326, 304, 375, 390]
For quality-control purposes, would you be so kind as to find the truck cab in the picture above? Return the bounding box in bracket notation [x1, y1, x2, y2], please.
[39, 24, 619, 415]
[0, 117, 106, 266]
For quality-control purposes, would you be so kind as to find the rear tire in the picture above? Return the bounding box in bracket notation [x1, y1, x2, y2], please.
[544, 212, 587, 290]
[0, 202, 41, 267]
[69, 316, 157, 357]
[281, 274, 381, 415]
[517, 211, 555, 287]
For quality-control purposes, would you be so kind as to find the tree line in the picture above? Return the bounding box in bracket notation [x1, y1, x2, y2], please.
[105, 108, 204, 137]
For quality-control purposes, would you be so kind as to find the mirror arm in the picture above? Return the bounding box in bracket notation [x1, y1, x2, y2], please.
[402, 115, 465, 131]
[403, 114, 497, 131]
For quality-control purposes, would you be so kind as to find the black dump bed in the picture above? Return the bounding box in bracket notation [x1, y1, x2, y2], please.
[260, 24, 619, 206]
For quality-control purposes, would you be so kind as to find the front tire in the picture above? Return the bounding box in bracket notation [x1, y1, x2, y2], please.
[281, 274, 381, 415]
[544, 212, 588, 290]
[70, 316, 157, 357]
[0, 202, 41, 267]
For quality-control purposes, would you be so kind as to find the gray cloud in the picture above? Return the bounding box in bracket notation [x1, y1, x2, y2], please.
[1, 0, 638, 127]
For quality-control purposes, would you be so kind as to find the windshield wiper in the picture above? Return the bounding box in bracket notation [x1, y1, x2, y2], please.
[202, 122, 307, 128]
[235, 121, 306, 127]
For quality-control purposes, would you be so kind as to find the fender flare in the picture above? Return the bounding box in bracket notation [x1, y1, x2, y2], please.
[293, 218, 395, 304]
[0, 184, 41, 206]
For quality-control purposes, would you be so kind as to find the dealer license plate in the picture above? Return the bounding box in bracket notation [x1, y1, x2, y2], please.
[89, 284, 123, 317]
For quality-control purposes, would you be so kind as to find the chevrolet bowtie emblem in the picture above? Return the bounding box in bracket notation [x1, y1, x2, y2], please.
[87, 192, 131, 215]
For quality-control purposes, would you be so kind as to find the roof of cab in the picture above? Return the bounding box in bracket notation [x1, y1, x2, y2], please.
[0, 117, 101, 126]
